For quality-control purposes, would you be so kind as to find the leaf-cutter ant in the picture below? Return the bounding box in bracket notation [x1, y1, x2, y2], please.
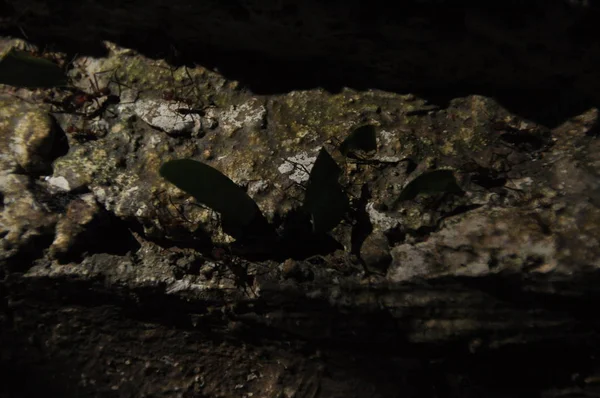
[46, 68, 121, 119]
[65, 124, 98, 142]
[326, 136, 408, 171]
[161, 89, 188, 103]
[174, 102, 217, 117]
[157, 64, 204, 102]
[208, 246, 258, 297]
[151, 189, 224, 238]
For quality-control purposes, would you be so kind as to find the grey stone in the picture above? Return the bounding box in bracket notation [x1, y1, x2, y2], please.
[360, 231, 392, 272]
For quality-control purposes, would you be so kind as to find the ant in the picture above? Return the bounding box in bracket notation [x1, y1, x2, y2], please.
[151, 189, 224, 235]
[65, 119, 107, 142]
[326, 136, 407, 169]
[65, 123, 100, 142]
[46, 68, 121, 119]
[174, 102, 217, 117]
[158, 64, 220, 112]
[279, 157, 313, 203]
[151, 190, 258, 296]
[209, 246, 259, 298]
[161, 89, 190, 103]
[161, 86, 217, 115]
[158, 64, 203, 102]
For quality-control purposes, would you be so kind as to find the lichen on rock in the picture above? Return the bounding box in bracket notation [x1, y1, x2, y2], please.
[0, 39, 598, 304]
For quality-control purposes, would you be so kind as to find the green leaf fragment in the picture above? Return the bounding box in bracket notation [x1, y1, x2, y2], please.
[339, 124, 377, 158]
[0, 49, 67, 88]
[397, 169, 463, 202]
[303, 148, 348, 234]
[159, 159, 259, 233]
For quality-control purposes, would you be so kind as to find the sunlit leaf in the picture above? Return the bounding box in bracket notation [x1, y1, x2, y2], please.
[0, 48, 67, 88]
[339, 124, 377, 158]
[303, 148, 348, 233]
[159, 159, 260, 237]
[397, 169, 463, 202]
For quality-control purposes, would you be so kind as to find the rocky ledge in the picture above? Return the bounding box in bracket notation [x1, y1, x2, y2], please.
[1, 2, 600, 397]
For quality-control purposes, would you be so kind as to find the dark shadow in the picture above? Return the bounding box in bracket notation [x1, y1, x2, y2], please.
[273, 207, 344, 260]
[3, 271, 600, 396]
[137, 224, 214, 254]
[2, 230, 55, 272]
[50, 211, 142, 264]
[1, 1, 598, 131]
[48, 116, 70, 166]
[350, 184, 373, 257]
[451, 271, 600, 322]
[79, 212, 142, 257]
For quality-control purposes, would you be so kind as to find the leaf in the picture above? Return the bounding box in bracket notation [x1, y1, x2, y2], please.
[339, 124, 377, 158]
[303, 148, 348, 234]
[159, 159, 260, 236]
[397, 169, 463, 202]
[0, 49, 68, 88]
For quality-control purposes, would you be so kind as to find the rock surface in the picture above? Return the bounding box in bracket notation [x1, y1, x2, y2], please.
[1, 3, 600, 396]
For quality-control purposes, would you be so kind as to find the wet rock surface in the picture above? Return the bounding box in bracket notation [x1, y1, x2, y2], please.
[1, 4, 600, 396]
